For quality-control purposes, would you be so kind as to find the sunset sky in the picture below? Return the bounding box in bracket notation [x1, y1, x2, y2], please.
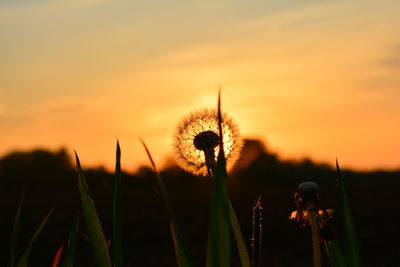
[1, 0, 399, 172]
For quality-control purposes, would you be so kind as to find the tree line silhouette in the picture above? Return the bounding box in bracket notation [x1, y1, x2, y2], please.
[0, 139, 398, 266]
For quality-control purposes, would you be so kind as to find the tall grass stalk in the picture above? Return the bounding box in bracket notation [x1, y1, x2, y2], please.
[51, 244, 64, 267]
[251, 196, 262, 267]
[113, 141, 123, 267]
[8, 188, 25, 267]
[336, 160, 363, 267]
[16, 208, 54, 267]
[324, 240, 348, 267]
[140, 139, 192, 267]
[60, 213, 80, 267]
[206, 91, 232, 267]
[74, 152, 112, 267]
[229, 200, 251, 267]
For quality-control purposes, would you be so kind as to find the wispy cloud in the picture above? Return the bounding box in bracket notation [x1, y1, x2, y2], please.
[0, 0, 399, 170]
[381, 44, 400, 68]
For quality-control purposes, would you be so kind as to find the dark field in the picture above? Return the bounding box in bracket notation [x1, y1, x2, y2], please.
[0, 139, 399, 266]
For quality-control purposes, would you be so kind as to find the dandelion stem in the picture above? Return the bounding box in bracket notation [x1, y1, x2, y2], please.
[310, 209, 322, 267]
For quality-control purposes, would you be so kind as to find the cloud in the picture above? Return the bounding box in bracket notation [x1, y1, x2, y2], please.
[381, 44, 400, 68]
[1, 0, 399, 170]
[0, 0, 115, 21]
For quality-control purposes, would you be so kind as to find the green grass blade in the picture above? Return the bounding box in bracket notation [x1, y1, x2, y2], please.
[170, 222, 193, 267]
[324, 240, 348, 267]
[336, 159, 363, 267]
[16, 208, 54, 267]
[140, 139, 192, 267]
[74, 152, 112, 267]
[60, 213, 80, 267]
[206, 90, 231, 267]
[8, 188, 25, 267]
[206, 147, 231, 267]
[228, 200, 250, 267]
[113, 141, 123, 267]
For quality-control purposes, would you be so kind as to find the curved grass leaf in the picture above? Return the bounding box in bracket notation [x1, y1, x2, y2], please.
[74, 152, 112, 267]
[206, 90, 231, 267]
[16, 208, 54, 267]
[8, 188, 25, 267]
[113, 141, 123, 267]
[336, 160, 363, 267]
[51, 243, 64, 267]
[170, 222, 192, 267]
[324, 240, 348, 267]
[60, 213, 80, 267]
[140, 140, 192, 267]
[229, 200, 250, 267]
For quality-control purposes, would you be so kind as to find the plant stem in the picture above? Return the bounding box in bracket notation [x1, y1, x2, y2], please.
[309, 210, 322, 267]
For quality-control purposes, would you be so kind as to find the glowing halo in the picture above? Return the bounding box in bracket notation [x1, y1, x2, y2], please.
[173, 109, 242, 176]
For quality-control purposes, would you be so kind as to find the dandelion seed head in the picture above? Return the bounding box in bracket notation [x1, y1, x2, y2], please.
[173, 109, 242, 176]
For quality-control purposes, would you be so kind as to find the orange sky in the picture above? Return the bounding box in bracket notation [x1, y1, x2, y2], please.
[1, 0, 399, 172]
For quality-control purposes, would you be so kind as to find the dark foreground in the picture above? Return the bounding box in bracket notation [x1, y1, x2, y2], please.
[0, 139, 399, 266]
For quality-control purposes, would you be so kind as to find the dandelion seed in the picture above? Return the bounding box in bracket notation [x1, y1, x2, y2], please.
[173, 109, 242, 176]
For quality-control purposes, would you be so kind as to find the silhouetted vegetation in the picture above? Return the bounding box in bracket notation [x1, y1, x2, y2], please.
[0, 140, 398, 266]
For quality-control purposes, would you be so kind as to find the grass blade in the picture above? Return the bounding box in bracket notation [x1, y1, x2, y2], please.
[113, 141, 123, 267]
[140, 139, 192, 267]
[336, 159, 363, 267]
[170, 222, 193, 267]
[51, 243, 64, 267]
[324, 240, 348, 267]
[74, 152, 112, 267]
[60, 213, 80, 267]
[16, 208, 54, 267]
[206, 90, 231, 267]
[229, 200, 250, 267]
[8, 188, 25, 267]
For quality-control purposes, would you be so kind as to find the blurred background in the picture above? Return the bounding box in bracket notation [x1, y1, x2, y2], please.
[1, 0, 400, 171]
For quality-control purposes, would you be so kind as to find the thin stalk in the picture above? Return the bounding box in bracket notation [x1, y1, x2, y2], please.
[309, 210, 322, 267]
[251, 196, 262, 267]
[113, 141, 123, 267]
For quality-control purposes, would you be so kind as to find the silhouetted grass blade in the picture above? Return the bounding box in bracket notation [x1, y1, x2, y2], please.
[206, 90, 231, 267]
[336, 159, 363, 267]
[113, 141, 123, 267]
[60, 213, 80, 267]
[8, 188, 25, 267]
[229, 200, 250, 267]
[325, 240, 348, 267]
[51, 243, 64, 267]
[170, 222, 193, 267]
[16, 208, 54, 267]
[74, 152, 112, 267]
[140, 139, 192, 267]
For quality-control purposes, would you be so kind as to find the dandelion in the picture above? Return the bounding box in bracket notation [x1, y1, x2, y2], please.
[173, 109, 242, 176]
[289, 182, 335, 267]
[289, 182, 334, 227]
